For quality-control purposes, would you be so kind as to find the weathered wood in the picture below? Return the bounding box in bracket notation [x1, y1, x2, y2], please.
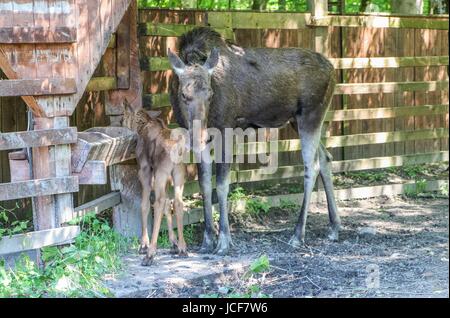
[116, 4, 131, 89]
[227, 12, 310, 29]
[71, 127, 136, 173]
[8, 150, 31, 182]
[0, 46, 42, 116]
[0, 78, 77, 97]
[72, 191, 121, 220]
[241, 128, 449, 155]
[0, 226, 80, 256]
[0, 176, 79, 201]
[324, 104, 449, 121]
[110, 164, 148, 238]
[237, 151, 449, 183]
[308, 15, 449, 29]
[145, 55, 449, 72]
[139, 23, 233, 39]
[74, 160, 107, 185]
[86, 77, 117, 92]
[329, 56, 449, 69]
[0, 26, 77, 43]
[0, 127, 77, 151]
[334, 80, 449, 95]
[142, 93, 170, 108]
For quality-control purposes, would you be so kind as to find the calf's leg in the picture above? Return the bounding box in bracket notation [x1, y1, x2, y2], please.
[173, 165, 187, 256]
[138, 167, 152, 254]
[318, 143, 341, 241]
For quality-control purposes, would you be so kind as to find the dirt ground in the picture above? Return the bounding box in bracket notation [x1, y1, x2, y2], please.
[105, 194, 449, 298]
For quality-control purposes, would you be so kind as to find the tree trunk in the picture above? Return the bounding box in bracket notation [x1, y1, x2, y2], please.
[391, 0, 424, 14]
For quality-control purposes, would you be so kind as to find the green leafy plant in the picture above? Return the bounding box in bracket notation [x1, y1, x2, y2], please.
[279, 198, 297, 210]
[0, 212, 133, 298]
[229, 186, 247, 202]
[246, 198, 271, 216]
[0, 205, 30, 241]
[157, 224, 197, 248]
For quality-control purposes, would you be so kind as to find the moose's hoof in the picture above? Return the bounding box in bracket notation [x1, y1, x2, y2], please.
[169, 244, 179, 254]
[178, 250, 189, 258]
[288, 235, 304, 248]
[198, 232, 216, 254]
[327, 227, 340, 242]
[214, 233, 232, 256]
[141, 254, 155, 266]
[138, 244, 149, 255]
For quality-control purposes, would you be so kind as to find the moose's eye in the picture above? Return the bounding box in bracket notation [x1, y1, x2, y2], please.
[181, 92, 192, 102]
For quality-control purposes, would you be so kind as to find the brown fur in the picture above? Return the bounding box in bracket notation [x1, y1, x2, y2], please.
[122, 101, 187, 266]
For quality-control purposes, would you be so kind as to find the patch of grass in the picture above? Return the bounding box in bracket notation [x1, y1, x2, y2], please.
[157, 224, 197, 248]
[229, 186, 247, 202]
[0, 212, 133, 298]
[402, 165, 424, 179]
[439, 183, 449, 197]
[246, 198, 271, 216]
[404, 179, 428, 198]
[0, 204, 31, 241]
[279, 198, 298, 211]
[345, 170, 388, 183]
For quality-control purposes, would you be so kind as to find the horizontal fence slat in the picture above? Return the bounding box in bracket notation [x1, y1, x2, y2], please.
[138, 23, 234, 39]
[0, 78, 77, 96]
[0, 176, 79, 201]
[324, 104, 449, 121]
[334, 80, 449, 95]
[329, 56, 449, 69]
[71, 192, 121, 222]
[308, 15, 449, 29]
[86, 77, 117, 92]
[144, 55, 450, 72]
[0, 226, 80, 255]
[228, 12, 310, 29]
[0, 127, 77, 151]
[241, 128, 449, 155]
[237, 151, 449, 183]
[0, 26, 77, 44]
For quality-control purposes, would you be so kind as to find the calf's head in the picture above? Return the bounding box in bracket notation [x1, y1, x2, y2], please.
[122, 99, 163, 134]
[168, 48, 219, 151]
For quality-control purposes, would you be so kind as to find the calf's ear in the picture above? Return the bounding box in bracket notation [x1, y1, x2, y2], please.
[204, 47, 220, 75]
[168, 48, 186, 76]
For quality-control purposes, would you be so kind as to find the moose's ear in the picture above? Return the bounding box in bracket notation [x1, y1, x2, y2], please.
[146, 110, 162, 118]
[168, 48, 185, 76]
[203, 47, 219, 75]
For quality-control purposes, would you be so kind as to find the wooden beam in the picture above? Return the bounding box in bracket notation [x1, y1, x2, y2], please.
[71, 127, 136, 173]
[0, 26, 77, 43]
[0, 127, 77, 151]
[0, 47, 43, 116]
[0, 226, 80, 255]
[334, 80, 449, 95]
[0, 78, 77, 97]
[237, 151, 449, 183]
[324, 104, 449, 121]
[74, 160, 107, 184]
[329, 56, 449, 69]
[138, 23, 234, 39]
[0, 176, 79, 201]
[71, 192, 121, 221]
[308, 15, 449, 29]
[85, 77, 117, 92]
[240, 128, 449, 155]
[116, 5, 131, 89]
[227, 12, 310, 29]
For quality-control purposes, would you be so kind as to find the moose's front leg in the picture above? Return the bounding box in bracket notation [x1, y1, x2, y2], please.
[214, 162, 232, 255]
[197, 159, 216, 253]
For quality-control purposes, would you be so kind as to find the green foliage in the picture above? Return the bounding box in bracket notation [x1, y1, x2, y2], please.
[345, 170, 387, 183]
[229, 186, 247, 202]
[402, 165, 424, 179]
[439, 182, 449, 197]
[246, 198, 271, 216]
[0, 212, 133, 298]
[0, 205, 30, 241]
[279, 198, 297, 210]
[404, 179, 428, 198]
[157, 224, 197, 247]
[249, 254, 270, 274]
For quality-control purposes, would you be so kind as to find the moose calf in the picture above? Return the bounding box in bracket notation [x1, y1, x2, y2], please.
[122, 100, 187, 266]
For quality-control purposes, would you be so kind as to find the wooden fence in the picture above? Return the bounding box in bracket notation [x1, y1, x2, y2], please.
[0, 2, 448, 256]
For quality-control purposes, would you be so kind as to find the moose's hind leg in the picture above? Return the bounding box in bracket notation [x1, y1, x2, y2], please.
[318, 143, 341, 241]
[289, 120, 322, 247]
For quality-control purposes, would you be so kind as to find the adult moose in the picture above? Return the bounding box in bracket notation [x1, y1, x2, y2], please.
[168, 27, 341, 255]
